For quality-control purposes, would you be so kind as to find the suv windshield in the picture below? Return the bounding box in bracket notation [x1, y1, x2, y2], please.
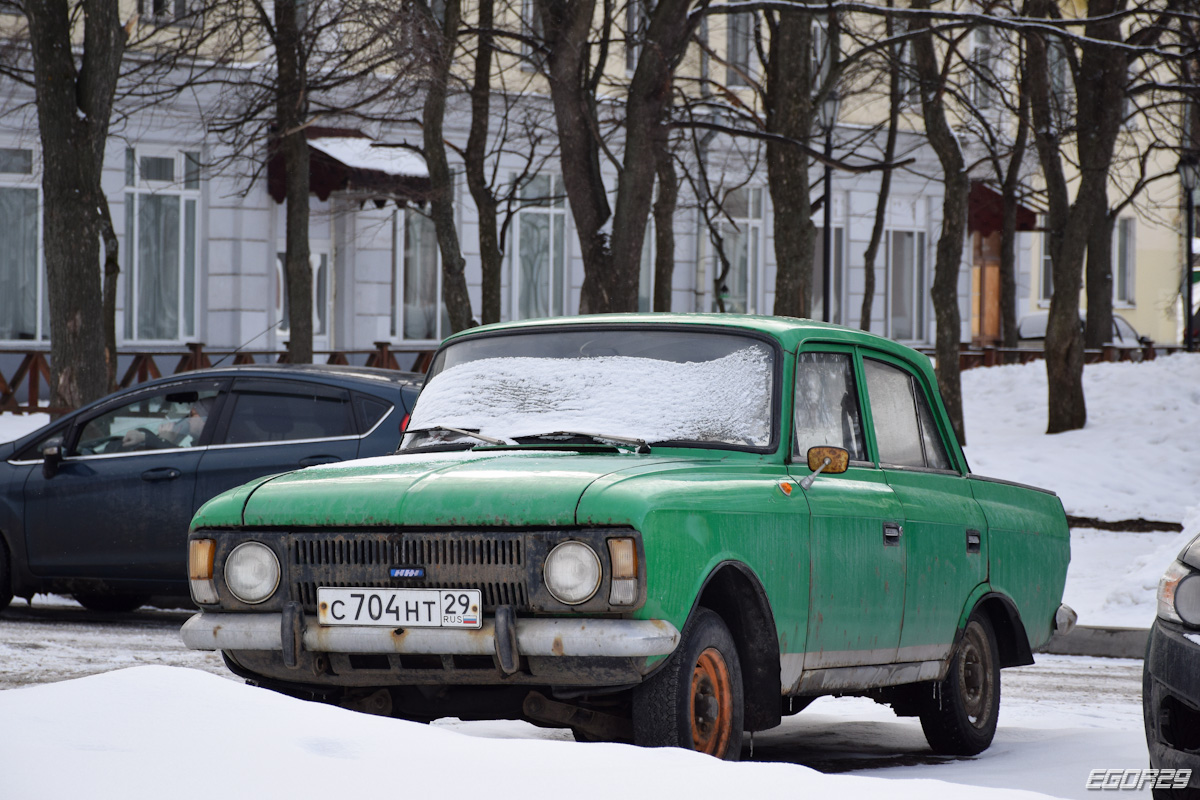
[402, 328, 777, 451]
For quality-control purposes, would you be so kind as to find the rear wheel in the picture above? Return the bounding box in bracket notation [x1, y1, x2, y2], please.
[73, 593, 150, 613]
[920, 612, 1001, 756]
[633, 608, 744, 760]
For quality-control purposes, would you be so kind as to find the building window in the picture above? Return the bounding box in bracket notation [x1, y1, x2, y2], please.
[626, 0, 649, 72]
[392, 207, 446, 340]
[971, 25, 995, 110]
[639, 224, 654, 312]
[886, 229, 927, 341]
[894, 23, 919, 102]
[713, 186, 763, 314]
[0, 147, 45, 341]
[139, 0, 196, 26]
[275, 248, 331, 341]
[1115, 217, 1135, 305]
[1040, 229, 1053, 301]
[521, 0, 545, 71]
[812, 226, 844, 324]
[726, 1, 754, 87]
[124, 148, 201, 342]
[511, 174, 568, 319]
[811, 19, 833, 88]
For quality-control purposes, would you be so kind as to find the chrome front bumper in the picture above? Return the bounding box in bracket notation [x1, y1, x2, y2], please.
[181, 611, 680, 658]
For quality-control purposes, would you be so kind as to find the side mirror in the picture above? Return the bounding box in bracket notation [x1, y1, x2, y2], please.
[807, 445, 849, 474]
[801, 446, 849, 490]
[42, 445, 63, 480]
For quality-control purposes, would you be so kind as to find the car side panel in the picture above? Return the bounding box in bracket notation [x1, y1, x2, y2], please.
[969, 477, 1070, 649]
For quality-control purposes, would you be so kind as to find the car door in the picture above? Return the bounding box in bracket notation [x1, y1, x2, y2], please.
[860, 355, 988, 664]
[22, 379, 226, 581]
[789, 347, 907, 670]
[194, 377, 361, 506]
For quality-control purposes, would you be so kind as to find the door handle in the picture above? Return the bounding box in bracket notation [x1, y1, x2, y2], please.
[142, 467, 181, 482]
[883, 522, 902, 546]
[966, 529, 982, 554]
[299, 456, 342, 467]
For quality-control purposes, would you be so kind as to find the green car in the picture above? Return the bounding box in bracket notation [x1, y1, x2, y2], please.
[182, 314, 1073, 760]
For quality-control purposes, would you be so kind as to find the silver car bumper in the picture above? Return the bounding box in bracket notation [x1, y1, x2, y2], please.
[181, 612, 680, 658]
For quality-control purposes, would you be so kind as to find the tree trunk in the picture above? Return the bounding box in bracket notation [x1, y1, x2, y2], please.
[911, 0, 968, 445]
[652, 137, 678, 312]
[464, 0, 502, 325]
[537, 0, 612, 312]
[276, 0, 314, 364]
[99, 204, 120, 392]
[861, 8, 902, 332]
[25, 0, 125, 411]
[423, 0, 475, 332]
[766, 11, 818, 319]
[1084, 209, 1115, 349]
[999, 89, 1030, 350]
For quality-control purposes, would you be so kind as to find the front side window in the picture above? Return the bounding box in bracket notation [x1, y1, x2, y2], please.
[124, 148, 201, 342]
[409, 329, 777, 450]
[864, 358, 950, 470]
[793, 351, 866, 462]
[0, 147, 45, 341]
[887, 229, 926, 341]
[74, 387, 219, 455]
[511, 174, 568, 320]
[713, 186, 763, 314]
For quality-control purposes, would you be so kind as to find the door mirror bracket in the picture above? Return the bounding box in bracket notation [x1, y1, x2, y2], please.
[42, 445, 64, 480]
[801, 446, 849, 489]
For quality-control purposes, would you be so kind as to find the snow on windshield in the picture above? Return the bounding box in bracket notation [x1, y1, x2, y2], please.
[407, 345, 774, 447]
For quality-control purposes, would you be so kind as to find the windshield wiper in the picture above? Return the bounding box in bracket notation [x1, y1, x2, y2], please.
[405, 425, 508, 446]
[518, 431, 651, 454]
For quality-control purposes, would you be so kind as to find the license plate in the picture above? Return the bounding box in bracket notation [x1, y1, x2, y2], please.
[317, 587, 482, 628]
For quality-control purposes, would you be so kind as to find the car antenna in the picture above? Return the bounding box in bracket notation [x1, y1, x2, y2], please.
[210, 320, 284, 368]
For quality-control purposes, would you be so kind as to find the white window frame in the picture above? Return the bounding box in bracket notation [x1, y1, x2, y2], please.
[885, 229, 928, 342]
[725, 0, 756, 88]
[520, 0, 546, 72]
[123, 146, 202, 344]
[1115, 217, 1135, 306]
[1039, 228, 1053, 305]
[509, 173, 570, 320]
[392, 206, 445, 343]
[0, 145, 46, 343]
[971, 24, 996, 110]
[711, 185, 764, 314]
[274, 240, 333, 347]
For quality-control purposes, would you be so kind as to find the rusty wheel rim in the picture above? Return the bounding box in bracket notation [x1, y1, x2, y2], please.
[690, 647, 734, 755]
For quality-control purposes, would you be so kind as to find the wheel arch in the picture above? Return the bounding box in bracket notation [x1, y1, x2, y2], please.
[968, 592, 1034, 668]
[696, 560, 782, 732]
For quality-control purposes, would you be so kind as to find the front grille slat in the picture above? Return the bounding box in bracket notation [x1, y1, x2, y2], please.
[287, 532, 529, 614]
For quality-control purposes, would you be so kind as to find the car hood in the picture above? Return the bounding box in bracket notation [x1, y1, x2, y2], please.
[232, 449, 703, 528]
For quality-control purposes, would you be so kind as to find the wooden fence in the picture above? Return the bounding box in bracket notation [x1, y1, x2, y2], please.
[0, 342, 434, 416]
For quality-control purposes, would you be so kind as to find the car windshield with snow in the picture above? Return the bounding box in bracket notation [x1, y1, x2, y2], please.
[181, 314, 1073, 760]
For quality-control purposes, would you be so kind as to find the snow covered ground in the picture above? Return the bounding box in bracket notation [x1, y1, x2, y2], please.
[2, 354, 1196, 799]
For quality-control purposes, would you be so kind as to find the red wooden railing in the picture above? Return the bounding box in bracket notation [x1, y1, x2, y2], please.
[0, 342, 434, 416]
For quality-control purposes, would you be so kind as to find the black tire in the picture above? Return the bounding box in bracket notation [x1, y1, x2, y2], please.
[73, 593, 150, 613]
[920, 612, 1001, 756]
[0, 538, 12, 612]
[632, 607, 744, 760]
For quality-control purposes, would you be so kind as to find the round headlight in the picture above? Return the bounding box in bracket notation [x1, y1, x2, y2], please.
[1177, 574, 1200, 627]
[225, 542, 280, 605]
[544, 541, 602, 605]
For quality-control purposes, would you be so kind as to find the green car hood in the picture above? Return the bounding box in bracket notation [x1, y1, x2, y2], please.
[233, 450, 702, 528]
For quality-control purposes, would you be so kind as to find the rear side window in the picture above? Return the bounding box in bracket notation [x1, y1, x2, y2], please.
[863, 359, 951, 470]
[354, 394, 393, 432]
[222, 385, 353, 444]
[793, 352, 867, 462]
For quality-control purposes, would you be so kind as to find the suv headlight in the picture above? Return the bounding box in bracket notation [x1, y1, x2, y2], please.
[225, 542, 281, 605]
[544, 541, 602, 605]
[1158, 560, 1200, 627]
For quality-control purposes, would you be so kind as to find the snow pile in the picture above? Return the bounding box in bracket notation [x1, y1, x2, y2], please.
[410, 347, 774, 447]
[0, 665, 1059, 800]
[962, 353, 1200, 524]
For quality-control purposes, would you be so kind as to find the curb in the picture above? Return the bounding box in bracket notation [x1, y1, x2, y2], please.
[1037, 625, 1149, 659]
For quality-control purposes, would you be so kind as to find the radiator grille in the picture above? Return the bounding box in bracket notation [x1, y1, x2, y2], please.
[286, 532, 528, 613]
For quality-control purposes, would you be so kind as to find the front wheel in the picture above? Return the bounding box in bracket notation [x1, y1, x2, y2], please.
[920, 612, 1001, 756]
[632, 607, 744, 760]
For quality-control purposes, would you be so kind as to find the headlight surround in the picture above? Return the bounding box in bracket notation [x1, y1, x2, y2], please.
[1158, 560, 1200, 627]
[544, 541, 602, 605]
[225, 542, 281, 605]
